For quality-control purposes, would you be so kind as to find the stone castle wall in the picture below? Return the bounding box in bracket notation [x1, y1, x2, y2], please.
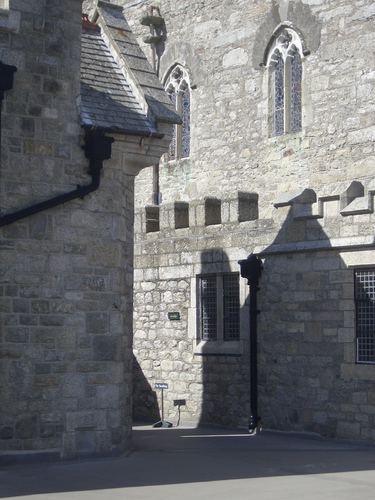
[133, 183, 375, 440]
[133, 195, 253, 427]
[126, 0, 375, 440]
[0, 0, 135, 459]
[123, 0, 375, 211]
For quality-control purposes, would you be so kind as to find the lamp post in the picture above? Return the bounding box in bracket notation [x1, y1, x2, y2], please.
[238, 254, 263, 434]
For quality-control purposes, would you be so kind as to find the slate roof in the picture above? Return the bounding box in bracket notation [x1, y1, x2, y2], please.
[80, 27, 160, 136]
[95, 2, 180, 125]
[79, 2, 180, 137]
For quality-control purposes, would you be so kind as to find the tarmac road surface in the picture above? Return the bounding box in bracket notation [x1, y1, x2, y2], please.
[1, 422, 375, 500]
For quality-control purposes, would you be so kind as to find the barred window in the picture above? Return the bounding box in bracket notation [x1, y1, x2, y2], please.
[200, 276, 217, 341]
[165, 64, 190, 161]
[268, 27, 303, 137]
[199, 274, 240, 341]
[355, 269, 375, 364]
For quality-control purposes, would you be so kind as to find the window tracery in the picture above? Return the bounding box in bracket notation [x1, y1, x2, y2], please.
[267, 27, 303, 137]
[164, 64, 190, 161]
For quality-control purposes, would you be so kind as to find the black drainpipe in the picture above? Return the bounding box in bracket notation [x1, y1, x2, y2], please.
[0, 60, 114, 227]
[0, 61, 17, 161]
[0, 133, 114, 227]
[238, 254, 263, 434]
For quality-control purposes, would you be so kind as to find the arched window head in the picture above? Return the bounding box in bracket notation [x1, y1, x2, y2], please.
[164, 64, 190, 161]
[267, 27, 303, 137]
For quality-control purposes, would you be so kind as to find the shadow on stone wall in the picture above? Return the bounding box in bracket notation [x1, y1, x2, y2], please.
[256, 202, 360, 439]
[198, 249, 249, 428]
[132, 355, 161, 424]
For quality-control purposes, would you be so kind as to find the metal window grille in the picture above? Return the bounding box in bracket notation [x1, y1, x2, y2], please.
[200, 276, 217, 340]
[223, 274, 240, 340]
[355, 269, 375, 364]
[199, 274, 240, 341]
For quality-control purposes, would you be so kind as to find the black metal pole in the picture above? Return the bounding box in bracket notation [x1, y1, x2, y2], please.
[238, 254, 263, 434]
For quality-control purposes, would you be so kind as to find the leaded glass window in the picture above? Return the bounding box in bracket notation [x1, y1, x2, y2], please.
[181, 86, 190, 159]
[168, 91, 177, 161]
[355, 269, 375, 364]
[268, 28, 303, 137]
[164, 64, 191, 161]
[274, 54, 284, 136]
[290, 51, 302, 132]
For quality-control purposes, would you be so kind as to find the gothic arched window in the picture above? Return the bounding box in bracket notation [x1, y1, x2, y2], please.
[164, 65, 190, 161]
[268, 28, 303, 137]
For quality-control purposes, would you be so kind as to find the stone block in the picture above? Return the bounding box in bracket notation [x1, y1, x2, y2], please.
[12, 299, 30, 313]
[0, 426, 14, 439]
[89, 242, 121, 268]
[93, 335, 117, 361]
[66, 411, 107, 432]
[336, 421, 360, 440]
[30, 327, 55, 344]
[39, 315, 64, 326]
[93, 430, 112, 454]
[35, 374, 60, 387]
[15, 415, 38, 439]
[61, 374, 85, 399]
[97, 385, 119, 409]
[86, 312, 109, 334]
[23, 139, 53, 156]
[4, 327, 29, 343]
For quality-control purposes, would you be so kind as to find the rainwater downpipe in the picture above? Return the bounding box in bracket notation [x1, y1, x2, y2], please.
[0, 61, 116, 227]
[238, 254, 263, 434]
[141, 6, 163, 206]
[0, 133, 114, 227]
[0, 61, 17, 164]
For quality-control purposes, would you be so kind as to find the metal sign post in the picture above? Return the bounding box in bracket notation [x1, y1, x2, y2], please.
[153, 383, 173, 428]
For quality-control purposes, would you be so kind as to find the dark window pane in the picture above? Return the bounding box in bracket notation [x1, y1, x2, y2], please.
[200, 276, 217, 340]
[223, 274, 240, 341]
[355, 270, 375, 363]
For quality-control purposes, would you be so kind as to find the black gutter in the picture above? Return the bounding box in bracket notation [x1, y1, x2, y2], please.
[0, 134, 114, 227]
[238, 254, 263, 434]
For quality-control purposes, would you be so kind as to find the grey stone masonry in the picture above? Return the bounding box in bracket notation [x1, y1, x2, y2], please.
[134, 187, 375, 439]
[0, 0, 175, 460]
[87, 0, 375, 443]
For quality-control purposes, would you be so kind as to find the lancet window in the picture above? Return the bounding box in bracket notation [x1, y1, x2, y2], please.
[268, 27, 303, 136]
[164, 64, 190, 161]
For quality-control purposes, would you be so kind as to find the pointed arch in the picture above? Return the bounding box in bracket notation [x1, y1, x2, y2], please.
[163, 63, 191, 161]
[266, 25, 304, 137]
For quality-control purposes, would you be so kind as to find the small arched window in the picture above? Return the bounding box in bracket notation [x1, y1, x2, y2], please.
[164, 64, 190, 161]
[268, 27, 303, 137]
